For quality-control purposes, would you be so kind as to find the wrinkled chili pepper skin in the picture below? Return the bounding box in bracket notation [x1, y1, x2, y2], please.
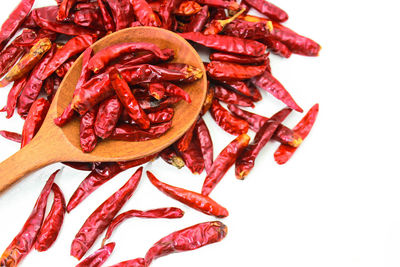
[148, 83, 166, 100]
[76, 242, 115, 267]
[94, 96, 122, 139]
[261, 37, 292, 58]
[73, 8, 105, 30]
[4, 77, 28, 119]
[110, 121, 172, 141]
[201, 133, 250, 196]
[54, 105, 76, 127]
[147, 172, 229, 217]
[159, 0, 182, 29]
[108, 258, 145, 267]
[108, 0, 135, 30]
[251, 70, 303, 112]
[80, 108, 98, 153]
[235, 108, 291, 179]
[210, 99, 249, 135]
[180, 32, 266, 56]
[209, 52, 269, 65]
[163, 82, 191, 102]
[214, 85, 254, 107]
[178, 133, 205, 174]
[0, 0, 35, 51]
[58, 0, 78, 21]
[223, 19, 272, 40]
[0, 130, 22, 143]
[121, 108, 174, 125]
[243, 0, 287, 22]
[116, 48, 174, 67]
[71, 167, 143, 260]
[55, 58, 75, 77]
[274, 104, 319, 164]
[0, 170, 58, 267]
[195, 117, 213, 174]
[183, 5, 209, 32]
[175, 1, 202, 16]
[176, 121, 196, 151]
[110, 68, 150, 129]
[160, 146, 185, 169]
[207, 61, 267, 80]
[157, 63, 203, 83]
[220, 80, 262, 102]
[131, 0, 161, 27]
[97, 0, 115, 32]
[21, 98, 50, 148]
[35, 183, 66, 252]
[138, 96, 182, 112]
[144, 221, 228, 266]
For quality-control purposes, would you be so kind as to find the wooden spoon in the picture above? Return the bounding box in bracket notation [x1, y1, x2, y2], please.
[0, 27, 207, 193]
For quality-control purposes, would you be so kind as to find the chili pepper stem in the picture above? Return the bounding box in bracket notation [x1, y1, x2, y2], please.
[219, 8, 246, 28]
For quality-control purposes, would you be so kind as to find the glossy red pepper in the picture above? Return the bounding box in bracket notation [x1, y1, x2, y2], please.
[182, 5, 209, 32]
[196, 0, 239, 10]
[201, 133, 250, 196]
[223, 19, 273, 40]
[0, 170, 58, 266]
[213, 84, 255, 107]
[35, 183, 66, 252]
[144, 221, 228, 266]
[107, 0, 135, 30]
[76, 242, 115, 267]
[131, 0, 161, 27]
[160, 146, 185, 169]
[163, 82, 191, 102]
[207, 61, 267, 80]
[97, 0, 115, 32]
[178, 132, 205, 174]
[148, 82, 166, 100]
[209, 52, 269, 65]
[195, 117, 213, 174]
[274, 104, 319, 164]
[21, 98, 50, 148]
[0, 130, 22, 143]
[210, 98, 249, 135]
[147, 171, 229, 217]
[71, 167, 143, 260]
[114, 48, 174, 68]
[176, 121, 197, 152]
[94, 96, 122, 139]
[3, 76, 28, 119]
[80, 108, 98, 153]
[243, 0, 288, 22]
[57, 0, 78, 21]
[110, 121, 172, 141]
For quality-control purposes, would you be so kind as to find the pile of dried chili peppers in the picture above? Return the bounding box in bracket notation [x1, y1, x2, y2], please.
[0, 0, 320, 265]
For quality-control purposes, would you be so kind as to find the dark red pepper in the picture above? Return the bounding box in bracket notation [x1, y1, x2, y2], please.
[210, 98, 249, 135]
[76, 242, 115, 267]
[55, 57, 75, 78]
[131, 0, 161, 27]
[178, 133, 205, 174]
[148, 82, 166, 100]
[218, 80, 262, 102]
[163, 82, 191, 102]
[159, 0, 183, 29]
[160, 146, 185, 169]
[110, 121, 172, 141]
[176, 120, 197, 152]
[209, 52, 269, 65]
[97, 0, 115, 32]
[195, 0, 239, 10]
[214, 84, 255, 108]
[94, 96, 122, 139]
[21, 98, 50, 148]
[243, 0, 288, 22]
[0, 130, 22, 143]
[261, 37, 292, 58]
[182, 5, 209, 32]
[58, 0, 79, 21]
[107, 0, 135, 30]
[3, 76, 28, 119]
[195, 117, 213, 174]
[80, 108, 98, 153]
[207, 61, 267, 80]
[73, 8, 105, 30]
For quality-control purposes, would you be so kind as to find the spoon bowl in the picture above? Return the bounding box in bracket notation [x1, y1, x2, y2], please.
[0, 27, 207, 193]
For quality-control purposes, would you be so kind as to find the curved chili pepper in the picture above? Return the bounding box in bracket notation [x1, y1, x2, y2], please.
[207, 61, 267, 81]
[218, 80, 262, 102]
[76, 242, 115, 267]
[209, 52, 269, 65]
[71, 167, 143, 260]
[223, 19, 273, 40]
[175, 1, 202, 16]
[178, 132, 205, 174]
[0, 169, 58, 267]
[97, 0, 115, 32]
[176, 120, 197, 151]
[251, 70, 303, 112]
[183, 5, 209, 32]
[80, 108, 98, 153]
[235, 107, 291, 179]
[179, 32, 266, 56]
[210, 98, 249, 135]
[57, 0, 78, 21]
[195, 117, 213, 174]
[243, 0, 288, 22]
[3, 76, 28, 119]
[35, 183, 66, 252]
[0, 0, 35, 51]
[110, 121, 172, 141]
[274, 104, 319, 164]
[131, 0, 161, 27]
[148, 83, 166, 100]
[108, 258, 145, 267]
[107, 0, 135, 31]
[195, 0, 239, 10]
[163, 82, 191, 102]
[201, 133, 250, 196]
[201, 81, 214, 115]
[160, 146, 185, 169]
[214, 85, 255, 107]
[147, 171, 229, 217]
[110, 68, 150, 129]
[144, 221, 228, 266]
[94, 96, 122, 139]
[21, 98, 50, 148]
[102, 207, 184, 245]
[0, 38, 52, 87]
[261, 37, 292, 58]
[0, 130, 22, 143]
[203, 8, 245, 35]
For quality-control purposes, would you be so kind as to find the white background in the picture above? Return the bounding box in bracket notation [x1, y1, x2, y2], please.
[1, 0, 400, 266]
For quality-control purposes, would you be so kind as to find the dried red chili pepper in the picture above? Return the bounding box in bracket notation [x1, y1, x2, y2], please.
[175, 1, 201, 16]
[178, 132, 205, 174]
[102, 207, 184, 245]
[235, 107, 291, 179]
[195, 117, 213, 174]
[110, 121, 172, 141]
[201, 81, 214, 115]
[176, 120, 196, 152]
[213, 85, 255, 107]
[210, 98, 249, 135]
[0, 0, 35, 51]
[80, 108, 98, 153]
[115, 48, 174, 68]
[97, 0, 115, 32]
[251, 70, 303, 112]
[209, 52, 269, 65]
[243, 0, 287, 22]
[71, 167, 142, 260]
[55, 57, 75, 77]
[159, 0, 182, 29]
[223, 19, 273, 40]
[179, 32, 266, 56]
[160, 146, 185, 169]
[274, 104, 319, 164]
[0, 169, 58, 267]
[94, 96, 122, 139]
[3, 77, 28, 119]
[39, 34, 96, 80]
[58, 0, 78, 21]
[144, 221, 228, 266]
[121, 107, 174, 125]
[43, 75, 55, 98]
[227, 104, 302, 147]
[207, 61, 267, 81]
[261, 37, 292, 58]
[110, 68, 150, 129]
[157, 63, 203, 83]
[147, 171, 228, 217]
[0, 130, 22, 143]
[21, 98, 50, 148]
[74, 2, 100, 10]
[0, 38, 52, 87]
[163, 82, 191, 103]
[203, 8, 245, 35]
[182, 5, 209, 32]
[108, 258, 145, 267]
[218, 80, 262, 102]
[138, 96, 182, 112]
[131, 0, 161, 27]
[107, 0, 135, 31]
[196, 0, 239, 10]
[148, 82, 166, 100]
[35, 183, 66, 252]
[73, 8, 105, 30]
[76, 242, 115, 267]
[201, 133, 250, 196]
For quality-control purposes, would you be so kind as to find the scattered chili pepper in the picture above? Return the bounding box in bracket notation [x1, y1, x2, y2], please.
[218, 80, 263, 102]
[102, 207, 184, 245]
[223, 19, 273, 40]
[35, 183, 66, 252]
[235, 107, 291, 179]
[110, 121, 172, 141]
[147, 171, 229, 217]
[178, 132, 205, 174]
[131, 0, 161, 27]
[160, 146, 185, 169]
[71, 167, 143, 260]
[0, 169, 58, 267]
[201, 133, 250, 196]
[144, 221, 228, 266]
[21, 98, 50, 148]
[97, 0, 115, 32]
[196, 0, 239, 10]
[251, 70, 303, 112]
[175, 1, 202, 16]
[195, 117, 213, 174]
[274, 104, 319, 164]
[148, 83, 166, 100]
[76, 242, 115, 267]
[243, 0, 288, 22]
[214, 84, 255, 107]
[3, 76, 28, 119]
[182, 5, 209, 32]
[107, 0, 135, 31]
[260, 37, 292, 58]
[58, 0, 78, 21]
[204, 8, 245, 35]
[210, 98, 249, 135]
[108, 258, 145, 267]
[179, 32, 266, 56]
[176, 120, 197, 151]
[94, 96, 122, 139]
[209, 51, 269, 65]
[80, 108, 98, 153]
[207, 61, 267, 81]
[0, 130, 22, 143]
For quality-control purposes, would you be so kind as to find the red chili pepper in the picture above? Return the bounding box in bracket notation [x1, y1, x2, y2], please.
[120, 107, 174, 125]
[144, 221, 228, 266]
[210, 98, 249, 135]
[201, 133, 250, 196]
[176, 120, 197, 152]
[159, 0, 182, 29]
[243, 0, 288, 22]
[157, 63, 203, 83]
[207, 61, 267, 81]
[147, 171, 229, 217]
[182, 5, 209, 32]
[43, 75, 55, 98]
[178, 132, 205, 174]
[102, 207, 184, 245]
[218, 80, 262, 102]
[175, 1, 202, 16]
[57, 0, 78, 21]
[97, 0, 115, 32]
[223, 19, 273, 40]
[94, 96, 122, 139]
[74, 2, 100, 10]
[55, 57, 75, 77]
[107, 0, 135, 31]
[39, 34, 96, 80]
[76, 242, 115, 267]
[107, 258, 145, 267]
[0, 130, 22, 143]
[73, 7, 104, 30]
[179, 32, 266, 57]
[160, 146, 185, 169]
[148, 82, 166, 100]
[35, 183, 66, 252]
[274, 104, 319, 164]
[203, 8, 245, 35]
[227, 104, 303, 147]
[131, 0, 161, 27]
[251, 70, 303, 112]
[163, 82, 192, 103]
[235, 107, 292, 179]
[138, 96, 182, 112]
[261, 37, 292, 58]
[201, 81, 214, 115]
[213, 85, 255, 107]
[0, 169, 58, 266]
[110, 68, 150, 129]
[115, 48, 174, 68]
[71, 167, 143, 260]
[209, 52, 269, 65]
[0, 0, 35, 51]
[110, 121, 172, 141]
[3, 77, 28, 119]
[21, 98, 50, 148]
[80, 108, 98, 153]
[195, 117, 213, 174]
[195, 0, 239, 10]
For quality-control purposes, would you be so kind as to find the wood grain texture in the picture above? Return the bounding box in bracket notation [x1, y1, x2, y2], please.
[0, 27, 207, 193]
